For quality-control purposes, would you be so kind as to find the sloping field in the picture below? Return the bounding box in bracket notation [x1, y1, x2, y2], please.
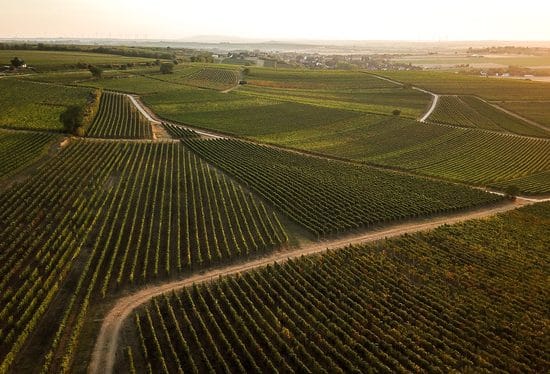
[182, 138, 501, 237]
[118, 202, 550, 373]
[0, 140, 287, 372]
[0, 79, 91, 131]
[87, 92, 152, 139]
[427, 95, 548, 137]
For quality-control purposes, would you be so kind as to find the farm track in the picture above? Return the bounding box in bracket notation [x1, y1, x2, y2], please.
[130, 97, 549, 200]
[88, 196, 549, 374]
[126, 94, 172, 140]
[370, 73, 550, 136]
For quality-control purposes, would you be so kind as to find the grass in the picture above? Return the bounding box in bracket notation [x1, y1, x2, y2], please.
[0, 78, 91, 131]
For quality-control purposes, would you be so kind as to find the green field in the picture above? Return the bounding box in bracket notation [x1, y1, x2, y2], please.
[0, 140, 287, 372]
[0, 79, 92, 131]
[247, 68, 398, 89]
[499, 101, 550, 129]
[377, 71, 550, 101]
[87, 92, 152, 139]
[0, 130, 57, 178]
[182, 138, 502, 237]
[1, 49, 549, 374]
[427, 95, 549, 137]
[392, 53, 550, 67]
[0, 50, 155, 71]
[118, 202, 550, 373]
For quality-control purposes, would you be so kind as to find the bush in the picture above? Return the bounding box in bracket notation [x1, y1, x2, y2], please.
[59, 105, 84, 135]
[504, 185, 520, 199]
[89, 65, 103, 78]
[392, 109, 401, 116]
[160, 62, 174, 74]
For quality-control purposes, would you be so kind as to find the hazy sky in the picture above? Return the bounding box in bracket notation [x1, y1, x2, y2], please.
[2, 0, 550, 41]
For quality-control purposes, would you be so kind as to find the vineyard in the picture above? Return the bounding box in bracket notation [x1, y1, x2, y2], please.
[371, 128, 550, 192]
[0, 78, 91, 131]
[118, 202, 550, 373]
[184, 68, 240, 90]
[86, 92, 153, 139]
[0, 131, 57, 178]
[427, 95, 548, 137]
[0, 140, 287, 372]
[163, 123, 200, 138]
[492, 170, 550, 195]
[181, 138, 502, 237]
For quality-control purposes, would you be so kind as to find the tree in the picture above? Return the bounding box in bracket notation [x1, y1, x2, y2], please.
[160, 62, 174, 74]
[242, 67, 250, 75]
[392, 109, 401, 116]
[10, 57, 25, 67]
[89, 65, 103, 78]
[504, 185, 520, 200]
[59, 105, 84, 136]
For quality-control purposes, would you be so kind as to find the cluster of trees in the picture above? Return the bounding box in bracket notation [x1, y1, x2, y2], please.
[59, 89, 101, 136]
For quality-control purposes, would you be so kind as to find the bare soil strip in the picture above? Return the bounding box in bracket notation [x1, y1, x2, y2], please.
[88, 198, 544, 374]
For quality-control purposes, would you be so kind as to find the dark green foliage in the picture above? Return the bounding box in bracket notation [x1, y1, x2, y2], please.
[182, 138, 502, 237]
[122, 202, 550, 373]
[89, 65, 103, 78]
[10, 56, 25, 67]
[59, 105, 84, 135]
[160, 62, 174, 74]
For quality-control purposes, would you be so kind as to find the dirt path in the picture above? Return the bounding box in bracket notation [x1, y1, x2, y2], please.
[128, 96, 224, 140]
[88, 197, 544, 374]
[126, 95, 173, 140]
[419, 92, 440, 122]
[369, 73, 439, 122]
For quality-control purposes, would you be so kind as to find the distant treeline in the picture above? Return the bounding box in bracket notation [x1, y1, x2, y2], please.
[468, 46, 550, 56]
[0, 43, 176, 60]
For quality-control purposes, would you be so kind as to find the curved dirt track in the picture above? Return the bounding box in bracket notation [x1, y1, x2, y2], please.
[88, 198, 535, 374]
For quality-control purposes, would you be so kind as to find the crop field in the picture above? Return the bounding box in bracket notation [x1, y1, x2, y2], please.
[182, 138, 501, 237]
[87, 92, 153, 138]
[0, 50, 155, 71]
[79, 75, 185, 94]
[377, 70, 550, 101]
[182, 67, 240, 90]
[0, 78, 91, 131]
[492, 170, 550, 195]
[1, 47, 549, 374]
[218, 113, 549, 194]
[247, 68, 398, 89]
[499, 101, 550, 129]
[0, 140, 287, 372]
[162, 123, 199, 138]
[427, 95, 549, 137]
[377, 71, 550, 126]
[175, 102, 362, 137]
[118, 202, 550, 373]
[371, 129, 550, 191]
[240, 69, 431, 118]
[0, 131, 57, 178]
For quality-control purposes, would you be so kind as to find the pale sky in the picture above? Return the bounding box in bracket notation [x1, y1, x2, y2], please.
[1, 0, 550, 41]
